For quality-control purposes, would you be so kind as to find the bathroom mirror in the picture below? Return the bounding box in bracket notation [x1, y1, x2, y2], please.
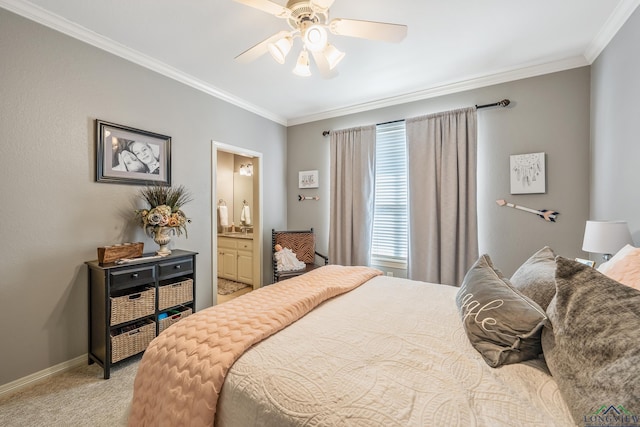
[233, 172, 252, 228]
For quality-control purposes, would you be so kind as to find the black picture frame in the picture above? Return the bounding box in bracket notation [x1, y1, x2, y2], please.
[96, 119, 171, 186]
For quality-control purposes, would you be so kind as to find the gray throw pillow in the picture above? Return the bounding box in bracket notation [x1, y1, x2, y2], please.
[542, 256, 640, 424]
[456, 254, 547, 368]
[510, 246, 557, 310]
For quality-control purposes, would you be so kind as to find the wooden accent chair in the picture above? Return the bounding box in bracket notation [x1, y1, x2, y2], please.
[272, 228, 329, 283]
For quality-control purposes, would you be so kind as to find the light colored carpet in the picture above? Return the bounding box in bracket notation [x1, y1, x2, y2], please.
[1, 285, 253, 426]
[217, 278, 250, 295]
[0, 355, 140, 427]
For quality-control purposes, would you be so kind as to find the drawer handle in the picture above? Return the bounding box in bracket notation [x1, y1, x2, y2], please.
[128, 293, 142, 300]
[131, 273, 139, 278]
[174, 265, 181, 270]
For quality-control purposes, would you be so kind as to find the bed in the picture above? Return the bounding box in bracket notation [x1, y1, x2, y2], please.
[128, 249, 640, 427]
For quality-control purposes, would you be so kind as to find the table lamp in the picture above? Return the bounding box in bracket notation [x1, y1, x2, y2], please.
[582, 220, 632, 261]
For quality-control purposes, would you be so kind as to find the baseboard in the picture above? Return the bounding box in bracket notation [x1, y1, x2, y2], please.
[0, 354, 87, 397]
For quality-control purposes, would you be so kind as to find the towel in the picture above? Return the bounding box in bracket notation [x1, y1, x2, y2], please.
[218, 206, 229, 227]
[240, 205, 251, 225]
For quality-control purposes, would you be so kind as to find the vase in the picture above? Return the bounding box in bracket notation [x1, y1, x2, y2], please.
[152, 226, 173, 256]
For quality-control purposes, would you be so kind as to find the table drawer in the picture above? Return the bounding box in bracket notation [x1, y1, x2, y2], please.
[110, 266, 155, 290]
[237, 240, 252, 251]
[218, 237, 237, 250]
[158, 257, 193, 279]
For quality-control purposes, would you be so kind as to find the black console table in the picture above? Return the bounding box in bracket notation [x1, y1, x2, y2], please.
[86, 250, 197, 378]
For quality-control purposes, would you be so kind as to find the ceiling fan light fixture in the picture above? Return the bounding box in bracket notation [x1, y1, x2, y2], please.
[303, 24, 328, 52]
[268, 36, 293, 64]
[323, 43, 345, 70]
[234, 0, 408, 79]
[292, 50, 312, 76]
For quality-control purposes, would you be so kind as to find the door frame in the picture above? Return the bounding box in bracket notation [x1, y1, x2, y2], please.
[212, 141, 263, 304]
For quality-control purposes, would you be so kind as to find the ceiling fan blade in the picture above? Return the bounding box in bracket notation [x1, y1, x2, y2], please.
[235, 31, 290, 63]
[311, 50, 338, 79]
[233, 0, 290, 18]
[310, 0, 336, 13]
[329, 18, 407, 42]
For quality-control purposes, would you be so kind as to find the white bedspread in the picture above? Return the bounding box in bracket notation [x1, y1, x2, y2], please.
[216, 276, 574, 427]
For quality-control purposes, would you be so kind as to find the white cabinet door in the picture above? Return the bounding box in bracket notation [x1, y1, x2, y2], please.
[217, 250, 224, 277]
[237, 250, 253, 285]
[221, 250, 237, 281]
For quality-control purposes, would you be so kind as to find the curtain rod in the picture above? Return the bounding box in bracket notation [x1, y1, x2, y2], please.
[322, 99, 511, 135]
[322, 119, 403, 137]
[476, 99, 510, 109]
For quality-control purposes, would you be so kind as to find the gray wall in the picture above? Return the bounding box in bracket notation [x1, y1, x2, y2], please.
[0, 9, 286, 386]
[591, 7, 640, 243]
[3, 2, 637, 390]
[287, 67, 592, 277]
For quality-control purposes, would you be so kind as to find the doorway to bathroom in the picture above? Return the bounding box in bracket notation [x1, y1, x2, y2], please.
[212, 141, 263, 305]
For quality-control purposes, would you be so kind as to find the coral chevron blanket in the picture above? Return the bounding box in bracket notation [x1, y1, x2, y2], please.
[127, 265, 382, 427]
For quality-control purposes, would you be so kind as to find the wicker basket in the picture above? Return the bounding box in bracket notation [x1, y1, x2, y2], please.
[159, 308, 193, 333]
[110, 288, 155, 326]
[159, 279, 193, 310]
[111, 321, 155, 363]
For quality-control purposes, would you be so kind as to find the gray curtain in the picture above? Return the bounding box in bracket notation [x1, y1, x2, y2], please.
[406, 107, 478, 286]
[329, 126, 376, 266]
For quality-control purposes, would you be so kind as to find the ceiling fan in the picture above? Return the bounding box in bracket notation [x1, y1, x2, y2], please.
[233, 0, 408, 78]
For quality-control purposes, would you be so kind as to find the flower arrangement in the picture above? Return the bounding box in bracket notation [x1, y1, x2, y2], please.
[135, 185, 193, 237]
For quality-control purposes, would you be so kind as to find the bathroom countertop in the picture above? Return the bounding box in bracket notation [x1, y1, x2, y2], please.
[218, 232, 253, 240]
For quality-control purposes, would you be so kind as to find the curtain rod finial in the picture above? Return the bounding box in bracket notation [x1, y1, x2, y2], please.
[476, 98, 511, 109]
[322, 130, 331, 137]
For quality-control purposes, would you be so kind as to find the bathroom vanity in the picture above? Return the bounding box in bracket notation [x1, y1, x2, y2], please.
[217, 233, 254, 286]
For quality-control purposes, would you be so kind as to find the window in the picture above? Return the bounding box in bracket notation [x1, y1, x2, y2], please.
[371, 121, 408, 267]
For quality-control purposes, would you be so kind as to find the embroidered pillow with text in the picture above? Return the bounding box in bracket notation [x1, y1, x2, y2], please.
[456, 254, 547, 368]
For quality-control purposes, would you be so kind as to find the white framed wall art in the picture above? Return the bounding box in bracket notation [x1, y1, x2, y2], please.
[298, 170, 319, 189]
[510, 152, 546, 194]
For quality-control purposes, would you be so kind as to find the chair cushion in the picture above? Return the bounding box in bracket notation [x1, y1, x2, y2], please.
[274, 233, 315, 264]
[276, 264, 318, 281]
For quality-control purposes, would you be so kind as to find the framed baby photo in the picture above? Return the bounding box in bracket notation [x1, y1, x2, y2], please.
[96, 119, 171, 186]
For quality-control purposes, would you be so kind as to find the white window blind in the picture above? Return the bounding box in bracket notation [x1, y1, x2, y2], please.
[371, 121, 408, 264]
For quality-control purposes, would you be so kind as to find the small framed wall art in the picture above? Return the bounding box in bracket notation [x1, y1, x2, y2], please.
[510, 152, 545, 194]
[298, 170, 319, 189]
[96, 119, 171, 186]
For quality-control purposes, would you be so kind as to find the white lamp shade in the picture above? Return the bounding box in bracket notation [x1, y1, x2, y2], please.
[292, 50, 311, 76]
[268, 37, 292, 64]
[323, 44, 345, 70]
[582, 220, 632, 255]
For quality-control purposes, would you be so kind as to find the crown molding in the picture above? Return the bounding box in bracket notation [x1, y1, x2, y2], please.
[0, 0, 288, 126]
[3, 0, 636, 128]
[584, 0, 640, 63]
[287, 56, 588, 126]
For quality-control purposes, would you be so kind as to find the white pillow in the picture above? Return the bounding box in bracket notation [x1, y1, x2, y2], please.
[596, 244, 640, 291]
[597, 244, 635, 274]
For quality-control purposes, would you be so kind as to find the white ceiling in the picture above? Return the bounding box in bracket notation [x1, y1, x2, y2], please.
[3, 0, 639, 125]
